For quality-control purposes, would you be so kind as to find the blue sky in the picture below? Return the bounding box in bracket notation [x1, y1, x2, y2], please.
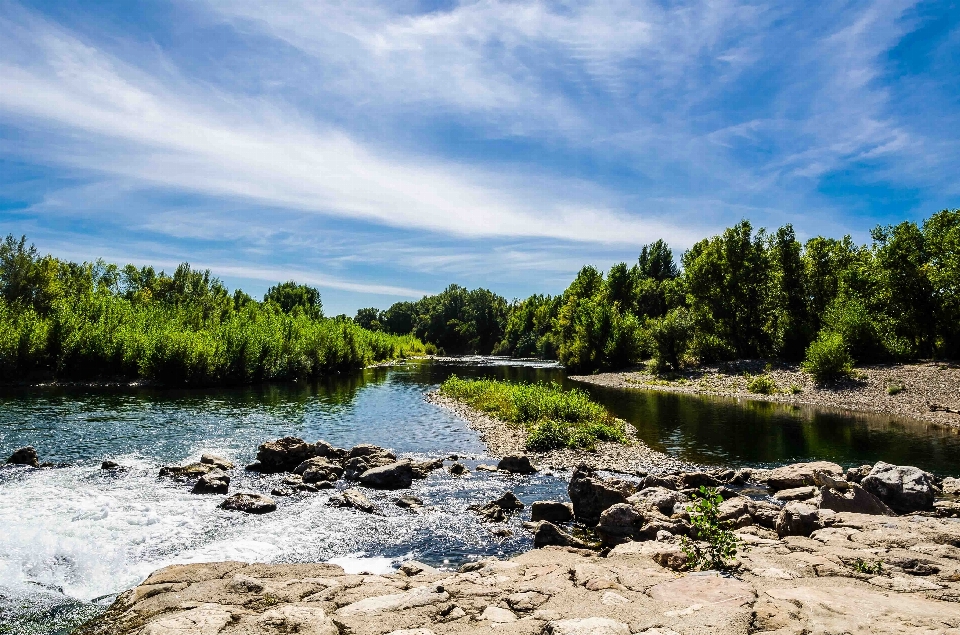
[0, 0, 957, 315]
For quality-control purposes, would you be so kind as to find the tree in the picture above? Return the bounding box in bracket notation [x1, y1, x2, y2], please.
[263, 281, 323, 319]
[638, 239, 679, 282]
[924, 209, 960, 357]
[354, 307, 382, 331]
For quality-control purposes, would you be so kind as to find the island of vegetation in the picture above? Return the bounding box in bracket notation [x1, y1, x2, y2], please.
[0, 235, 425, 386]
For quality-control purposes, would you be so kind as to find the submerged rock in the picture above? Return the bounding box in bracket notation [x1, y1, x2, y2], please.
[218, 493, 276, 514]
[410, 458, 444, 479]
[471, 491, 524, 522]
[328, 488, 377, 514]
[100, 460, 120, 470]
[192, 469, 230, 494]
[6, 446, 39, 467]
[158, 462, 215, 479]
[448, 462, 469, 476]
[861, 461, 935, 513]
[396, 495, 424, 509]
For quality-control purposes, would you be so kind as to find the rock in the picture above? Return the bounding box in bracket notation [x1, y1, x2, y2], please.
[717, 496, 757, 527]
[158, 462, 215, 479]
[396, 495, 424, 509]
[776, 501, 823, 537]
[299, 459, 344, 484]
[257, 605, 338, 635]
[255, 436, 323, 473]
[596, 503, 644, 545]
[544, 617, 631, 635]
[328, 488, 377, 513]
[470, 491, 524, 521]
[6, 446, 39, 467]
[534, 521, 590, 549]
[761, 461, 844, 491]
[476, 464, 499, 472]
[531, 501, 574, 523]
[480, 606, 517, 622]
[506, 591, 549, 611]
[297, 483, 320, 493]
[568, 464, 634, 524]
[447, 462, 468, 476]
[640, 474, 679, 490]
[359, 460, 414, 489]
[651, 546, 689, 571]
[942, 476, 960, 496]
[773, 486, 818, 501]
[100, 460, 120, 470]
[218, 493, 276, 514]
[347, 444, 396, 460]
[399, 561, 439, 576]
[199, 453, 234, 471]
[846, 464, 873, 483]
[818, 483, 894, 515]
[861, 461, 935, 513]
[314, 439, 347, 461]
[629, 487, 685, 515]
[648, 573, 754, 606]
[497, 455, 537, 474]
[336, 585, 449, 615]
[271, 487, 294, 497]
[410, 458, 444, 479]
[192, 469, 230, 494]
[750, 500, 782, 529]
[679, 471, 721, 489]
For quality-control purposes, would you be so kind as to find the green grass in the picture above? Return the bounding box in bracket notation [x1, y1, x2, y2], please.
[438, 376, 626, 451]
[0, 295, 425, 386]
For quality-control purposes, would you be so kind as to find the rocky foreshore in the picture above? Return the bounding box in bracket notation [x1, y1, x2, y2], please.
[570, 360, 960, 428]
[426, 391, 691, 474]
[73, 451, 960, 635]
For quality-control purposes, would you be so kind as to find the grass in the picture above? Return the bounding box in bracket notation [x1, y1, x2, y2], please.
[438, 376, 626, 451]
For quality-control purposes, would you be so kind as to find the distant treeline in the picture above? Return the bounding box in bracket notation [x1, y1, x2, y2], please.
[0, 236, 425, 385]
[356, 209, 960, 379]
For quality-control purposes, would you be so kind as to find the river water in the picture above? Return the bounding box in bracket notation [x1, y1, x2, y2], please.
[2, 357, 960, 634]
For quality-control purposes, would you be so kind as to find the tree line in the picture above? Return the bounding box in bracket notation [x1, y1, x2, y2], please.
[357, 209, 960, 379]
[0, 236, 424, 384]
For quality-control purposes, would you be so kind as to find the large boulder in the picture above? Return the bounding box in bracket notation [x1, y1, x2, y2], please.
[818, 484, 894, 516]
[497, 455, 537, 474]
[568, 465, 635, 525]
[255, 437, 322, 473]
[861, 462, 935, 513]
[192, 470, 230, 494]
[629, 487, 685, 515]
[596, 503, 644, 545]
[533, 522, 590, 549]
[294, 457, 344, 483]
[359, 460, 414, 489]
[531, 501, 574, 523]
[760, 461, 844, 491]
[776, 501, 823, 537]
[219, 493, 276, 514]
[6, 446, 39, 467]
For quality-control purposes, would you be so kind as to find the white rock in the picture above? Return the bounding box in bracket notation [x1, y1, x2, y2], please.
[480, 606, 518, 622]
[544, 617, 631, 635]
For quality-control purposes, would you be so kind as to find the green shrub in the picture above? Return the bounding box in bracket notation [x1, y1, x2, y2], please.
[649, 308, 694, 372]
[802, 331, 854, 382]
[680, 487, 742, 570]
[887, 382, 905, 396]
[789, 384, 803, 394]
[746, 374, 777, 394]
[438, 376, 625, 451]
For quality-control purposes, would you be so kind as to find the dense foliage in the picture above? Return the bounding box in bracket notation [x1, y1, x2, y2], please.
[0, 236, 424, 385]
[438, 376, 625, 451]
[372, 209, 960, 379]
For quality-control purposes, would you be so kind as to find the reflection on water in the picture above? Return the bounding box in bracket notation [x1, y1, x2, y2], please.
[3, 357, 960, 635]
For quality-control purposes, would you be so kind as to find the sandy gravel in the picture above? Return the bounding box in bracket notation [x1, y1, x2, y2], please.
[570, 360, 960, 427]
[426, 391, 693, 475]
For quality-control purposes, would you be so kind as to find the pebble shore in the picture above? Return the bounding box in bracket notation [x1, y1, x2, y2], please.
[570, 360, 960, 427]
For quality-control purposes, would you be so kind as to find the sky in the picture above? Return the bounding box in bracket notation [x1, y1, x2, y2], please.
[0, 0, 957, 315]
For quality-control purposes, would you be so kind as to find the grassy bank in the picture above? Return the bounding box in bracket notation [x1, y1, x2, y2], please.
[0, 295, 425, 385]
[438, 376, 625, 451]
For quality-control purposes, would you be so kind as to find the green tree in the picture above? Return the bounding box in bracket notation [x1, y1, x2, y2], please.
[924, 209, 960, 357]
[354, 307, 382, 331]
[264, 281, 323, 319]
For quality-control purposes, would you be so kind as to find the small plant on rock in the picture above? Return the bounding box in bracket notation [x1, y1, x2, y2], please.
[746, 374, 777, 395]
[680, 486, 742, 570]
[852, 557, 883, 575]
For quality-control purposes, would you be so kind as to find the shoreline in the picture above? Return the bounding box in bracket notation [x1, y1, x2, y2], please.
[425, 391, 693, 474]
[570, 359, 960, 428]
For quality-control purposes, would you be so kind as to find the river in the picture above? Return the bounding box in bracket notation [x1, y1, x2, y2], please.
[2, 356, 959, 634]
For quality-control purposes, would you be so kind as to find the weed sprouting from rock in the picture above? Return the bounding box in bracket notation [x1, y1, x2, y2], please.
[680, 486, 742, 570]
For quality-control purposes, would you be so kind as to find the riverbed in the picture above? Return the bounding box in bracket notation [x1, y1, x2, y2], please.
[3, 357, 960, 634]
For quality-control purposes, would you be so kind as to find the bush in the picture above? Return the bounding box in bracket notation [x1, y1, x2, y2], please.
[680, 487, 742, 570]
[746, 374, 777, 394]
[438, 376, 625, 451]
[802, 331, 853, 382]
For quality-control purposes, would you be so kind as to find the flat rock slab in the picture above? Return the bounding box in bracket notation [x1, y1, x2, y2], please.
[647, 573, 755, 608]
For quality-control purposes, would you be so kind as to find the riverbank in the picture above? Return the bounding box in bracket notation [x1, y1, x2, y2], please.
[426, 391, 691, 474]
[570, 360, 960, 427]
